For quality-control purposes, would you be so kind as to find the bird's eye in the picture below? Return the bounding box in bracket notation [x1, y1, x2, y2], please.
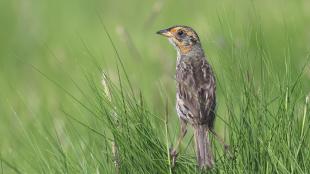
[177, 30, 184, 36]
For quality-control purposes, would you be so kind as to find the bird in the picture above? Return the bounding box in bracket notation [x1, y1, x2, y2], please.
[157, 25, 227, 169]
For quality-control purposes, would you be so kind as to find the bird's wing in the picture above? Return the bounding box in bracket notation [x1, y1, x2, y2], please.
[176, 57, 216, 126]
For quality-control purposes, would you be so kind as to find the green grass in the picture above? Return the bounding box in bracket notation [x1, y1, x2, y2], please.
[1, 0, 310, 173]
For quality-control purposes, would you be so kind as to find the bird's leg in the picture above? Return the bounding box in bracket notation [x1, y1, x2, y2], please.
[170, 119, 187, 167]
[209, 129, 233, 157]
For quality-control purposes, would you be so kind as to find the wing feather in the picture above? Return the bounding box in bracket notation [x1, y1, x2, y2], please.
[176, 56, 216, 127]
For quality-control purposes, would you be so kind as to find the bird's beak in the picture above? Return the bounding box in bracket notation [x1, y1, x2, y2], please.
[156, 29, 173, 37]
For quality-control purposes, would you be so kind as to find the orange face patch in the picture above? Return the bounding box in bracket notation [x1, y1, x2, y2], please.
[171, 37, 192, 54]
[169, 27, 181, 35]
[179, 44, 191, 54]
[168, 26, 198, 54]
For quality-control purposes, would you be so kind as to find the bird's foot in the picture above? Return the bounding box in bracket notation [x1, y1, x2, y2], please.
[223, 144, 235, 159]
[169, 146, 178, 168]
[224, 144, 229, 152]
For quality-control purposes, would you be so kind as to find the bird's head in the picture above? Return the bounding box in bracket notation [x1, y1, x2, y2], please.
[157, 25, 201, 55]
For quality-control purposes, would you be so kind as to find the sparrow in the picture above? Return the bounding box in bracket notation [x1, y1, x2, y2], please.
[157, 25, 227, 169]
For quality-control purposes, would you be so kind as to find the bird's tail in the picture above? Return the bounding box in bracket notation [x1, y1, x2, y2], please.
[194, 125, 214, 169]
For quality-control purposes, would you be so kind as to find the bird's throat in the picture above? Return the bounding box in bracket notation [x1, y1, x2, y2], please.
[169, 38, 192, 55]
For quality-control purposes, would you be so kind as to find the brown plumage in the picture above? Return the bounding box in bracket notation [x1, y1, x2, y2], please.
[157, 25, 217, 168]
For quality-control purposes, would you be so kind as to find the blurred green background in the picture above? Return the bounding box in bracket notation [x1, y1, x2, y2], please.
[1, 0, 310, 173]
